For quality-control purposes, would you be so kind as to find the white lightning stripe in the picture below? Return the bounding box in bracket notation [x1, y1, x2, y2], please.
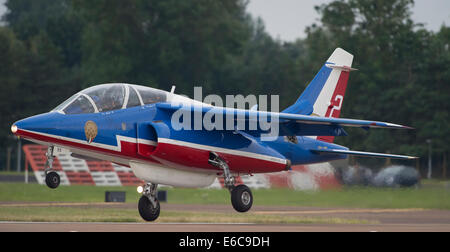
[158, 138, 287, 165]
[19, 129, 155, 152]
[137, 138, 157, 146]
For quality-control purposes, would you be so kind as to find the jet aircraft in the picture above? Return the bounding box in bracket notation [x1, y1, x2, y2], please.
[11, 48, 417, 221]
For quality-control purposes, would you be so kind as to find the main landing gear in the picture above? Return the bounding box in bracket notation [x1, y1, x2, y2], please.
[137, 153, 253, 222]
[209, 152, 253, 213]
[44, 146, 60, 189]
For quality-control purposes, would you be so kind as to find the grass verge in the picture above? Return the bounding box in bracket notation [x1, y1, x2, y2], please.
[2, 183, 450, 210]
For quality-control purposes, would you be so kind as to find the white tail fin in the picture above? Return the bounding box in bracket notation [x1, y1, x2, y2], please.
[313, 48, 354, 118]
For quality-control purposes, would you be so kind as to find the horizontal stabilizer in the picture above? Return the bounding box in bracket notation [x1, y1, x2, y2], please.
[311, 149, 418, 160]
[325, 64, 358, 72]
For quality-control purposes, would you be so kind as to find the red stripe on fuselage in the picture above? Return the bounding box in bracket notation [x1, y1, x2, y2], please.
[154, 142, 287, 174]
[16, 129, 158, 166]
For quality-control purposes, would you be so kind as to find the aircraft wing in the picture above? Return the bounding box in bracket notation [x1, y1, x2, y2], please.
[156, 103, 412, 137]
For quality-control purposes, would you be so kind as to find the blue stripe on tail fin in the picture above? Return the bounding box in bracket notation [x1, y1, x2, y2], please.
[282, 64, 333, 115]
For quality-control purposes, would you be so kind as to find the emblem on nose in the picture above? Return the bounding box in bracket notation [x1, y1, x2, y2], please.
[84, 121, 98, 144]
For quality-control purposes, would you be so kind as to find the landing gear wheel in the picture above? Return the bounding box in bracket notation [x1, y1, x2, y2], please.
[209, 152, 254, 213]
[231, 184, 253, 213]
[45, 171, 60, 189]
[138, 195, 160, 222]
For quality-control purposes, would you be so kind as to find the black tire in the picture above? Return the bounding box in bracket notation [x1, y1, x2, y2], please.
[231, 184, 253, 213]
[45, 171, 60, 189]
[138, 195, 160, 222]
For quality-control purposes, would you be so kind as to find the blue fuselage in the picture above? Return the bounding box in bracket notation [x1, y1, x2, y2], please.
[14, 104, 347, 174]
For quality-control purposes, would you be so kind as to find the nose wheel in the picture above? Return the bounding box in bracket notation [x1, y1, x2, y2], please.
[209, 152, 253, 213]
[45, 171, 60, 189]
[138, 183, 160, 221]
[44, 146, 60, 189]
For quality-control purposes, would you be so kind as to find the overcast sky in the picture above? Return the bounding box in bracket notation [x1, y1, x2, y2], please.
[247, 0, 450, 41]
[0, 0, 448, 42]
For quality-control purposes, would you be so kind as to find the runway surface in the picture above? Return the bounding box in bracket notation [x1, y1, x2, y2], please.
[2, 221, 450, 232]
[2, 202, 450, 232]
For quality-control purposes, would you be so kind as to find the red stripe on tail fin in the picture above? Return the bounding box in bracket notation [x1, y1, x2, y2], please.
[317, 70, 350, 143]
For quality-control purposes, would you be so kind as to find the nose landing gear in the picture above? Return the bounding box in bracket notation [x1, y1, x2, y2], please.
[44, 146, 60, 189]
[138, 183, 160, 221]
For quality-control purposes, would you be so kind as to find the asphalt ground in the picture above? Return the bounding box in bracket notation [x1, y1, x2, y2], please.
[1, 202, 450, 232]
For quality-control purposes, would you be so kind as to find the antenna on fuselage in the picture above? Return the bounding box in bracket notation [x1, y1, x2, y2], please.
[170, 86, 176, 94]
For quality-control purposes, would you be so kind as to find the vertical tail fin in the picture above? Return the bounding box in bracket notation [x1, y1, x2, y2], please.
[283, 48, 356, 143]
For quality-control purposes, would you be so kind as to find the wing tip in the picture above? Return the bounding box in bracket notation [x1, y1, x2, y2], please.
[313, 148, 419, 160]
[384, 123, 415, 130]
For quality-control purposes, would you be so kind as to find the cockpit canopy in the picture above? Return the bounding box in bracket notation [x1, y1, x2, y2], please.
[53, 84, 167, 114]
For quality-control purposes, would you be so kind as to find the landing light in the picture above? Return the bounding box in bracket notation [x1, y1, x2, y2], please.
[137, 186, 144, 194]
[11, 125, 17, 134]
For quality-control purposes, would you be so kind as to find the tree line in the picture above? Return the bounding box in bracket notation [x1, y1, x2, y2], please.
[1, 0, 448, 174]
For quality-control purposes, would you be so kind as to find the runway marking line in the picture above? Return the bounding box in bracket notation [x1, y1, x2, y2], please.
[1, 203, 426, 215]
[0, 202, 123, 207]
[0, 221, 257, 225]
[253, 208, 426, 215]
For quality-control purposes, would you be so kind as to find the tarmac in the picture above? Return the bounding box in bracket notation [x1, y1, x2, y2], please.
[1, 202, 450, 232]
